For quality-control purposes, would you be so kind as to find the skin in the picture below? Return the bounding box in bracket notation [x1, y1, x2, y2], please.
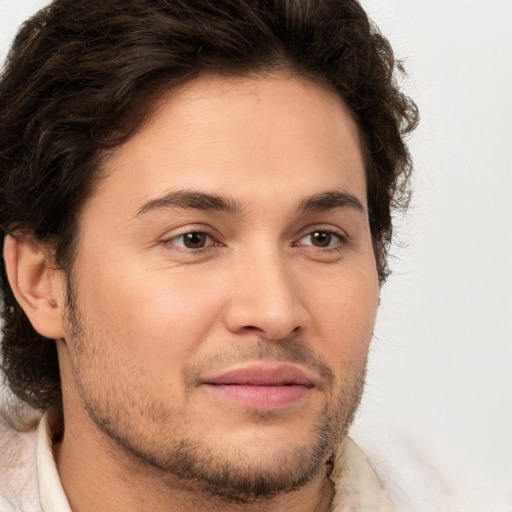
[5, 73, 379, 511]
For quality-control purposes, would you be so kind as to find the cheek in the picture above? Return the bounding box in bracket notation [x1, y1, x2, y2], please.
[76, 257, 228, 364]
[304, 264, 378, 360]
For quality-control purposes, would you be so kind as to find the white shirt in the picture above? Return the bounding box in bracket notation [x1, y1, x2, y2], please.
[0, 412, 396, 512]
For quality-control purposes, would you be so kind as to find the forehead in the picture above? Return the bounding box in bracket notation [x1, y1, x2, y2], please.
[90, 73, 366, 218]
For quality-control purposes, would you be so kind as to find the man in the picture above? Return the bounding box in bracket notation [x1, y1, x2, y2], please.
[0, 0, 418, 511]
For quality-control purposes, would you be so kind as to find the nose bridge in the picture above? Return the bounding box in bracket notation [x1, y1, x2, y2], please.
[225, 240, 309, 339]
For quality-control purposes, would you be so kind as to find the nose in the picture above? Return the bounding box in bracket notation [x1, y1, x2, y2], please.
[223, 247, 310, 340]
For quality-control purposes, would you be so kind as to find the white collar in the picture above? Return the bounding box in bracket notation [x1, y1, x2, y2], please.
[328, 436, 396, 511]
[37, 412, 395, 512]
[37, 413, 70, 512]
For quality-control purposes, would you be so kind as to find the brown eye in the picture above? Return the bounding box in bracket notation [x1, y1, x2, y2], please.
[311, 231, 332, 247]
[168, 232, 213, 249]
[182, 232, 208, 249]
[298, 230, 343, 248]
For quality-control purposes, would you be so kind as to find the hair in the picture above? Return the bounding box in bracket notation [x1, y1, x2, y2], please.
[0, 0, 418, 411]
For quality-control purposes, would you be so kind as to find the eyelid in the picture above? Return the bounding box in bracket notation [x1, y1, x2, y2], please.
[160, 226, 222, 250]
[159, 224, 349, 251]
[293, 225, 348, 246]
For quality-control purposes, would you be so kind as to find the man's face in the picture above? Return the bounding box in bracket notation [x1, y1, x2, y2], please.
[58, 73, 379, 500]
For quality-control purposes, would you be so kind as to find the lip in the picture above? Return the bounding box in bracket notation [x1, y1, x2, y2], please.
[200, 363, 315, 410]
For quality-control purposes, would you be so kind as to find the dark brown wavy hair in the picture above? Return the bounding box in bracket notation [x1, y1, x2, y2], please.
[0, 0, 418, 411]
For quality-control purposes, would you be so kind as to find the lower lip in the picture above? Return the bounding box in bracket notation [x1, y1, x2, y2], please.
[203, 384, 310, 410]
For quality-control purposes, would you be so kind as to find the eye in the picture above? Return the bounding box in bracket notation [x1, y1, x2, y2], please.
[168, 231, 214, 249]
[298, 230, 344, 248]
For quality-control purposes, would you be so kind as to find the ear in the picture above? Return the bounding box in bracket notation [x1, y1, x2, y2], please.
[3, 234, 66, 339]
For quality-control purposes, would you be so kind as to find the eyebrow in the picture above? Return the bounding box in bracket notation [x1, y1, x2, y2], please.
[136, 188, 366, 218]
[296, 190, 367, 217]
[136, 190, 245, 217]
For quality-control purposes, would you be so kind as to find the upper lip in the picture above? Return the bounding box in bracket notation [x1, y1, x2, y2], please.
[201, 363, 315, 387]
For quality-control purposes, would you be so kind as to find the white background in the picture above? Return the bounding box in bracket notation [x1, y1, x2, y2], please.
[354, 2, 512, 510]
[1, 1, 511, 511]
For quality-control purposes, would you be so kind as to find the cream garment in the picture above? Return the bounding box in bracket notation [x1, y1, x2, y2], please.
[36, 414, 71, 512]
[0, 412, 396, 512]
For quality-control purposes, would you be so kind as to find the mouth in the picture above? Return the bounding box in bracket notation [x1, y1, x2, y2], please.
[201, 363, 314, 410]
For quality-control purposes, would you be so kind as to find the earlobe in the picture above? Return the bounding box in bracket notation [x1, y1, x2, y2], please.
[3, 234, 66, 339]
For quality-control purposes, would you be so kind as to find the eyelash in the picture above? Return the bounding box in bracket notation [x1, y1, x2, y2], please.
[161, 227, 348, 254]
[294, 229, 347, 251]
[162, 230, 219, 252]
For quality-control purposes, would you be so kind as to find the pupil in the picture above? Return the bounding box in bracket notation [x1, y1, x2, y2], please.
[184, 232, 206, 248]
[312, 231, 331, 247]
